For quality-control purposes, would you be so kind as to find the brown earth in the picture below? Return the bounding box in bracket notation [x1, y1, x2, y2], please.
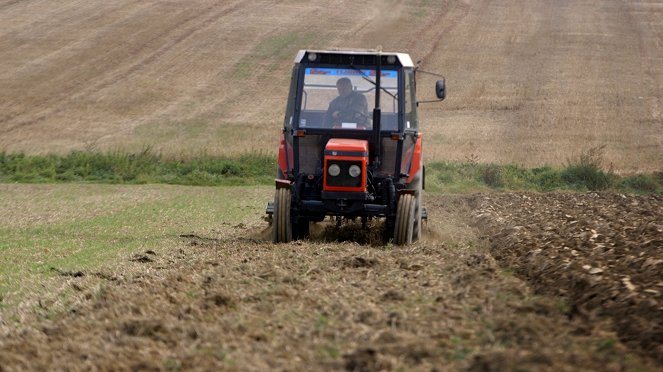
[0, 0, 662, 171]
[474, 192, 663, 364]
[0, 192, 660, 371]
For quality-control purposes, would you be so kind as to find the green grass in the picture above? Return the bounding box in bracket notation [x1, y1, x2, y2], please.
[0, 149, 274, 186]
[425, 145, 662, 193]
[426, 162, 662, 194]
[1, 149, 661, 193]
[0, 184, 270, 303]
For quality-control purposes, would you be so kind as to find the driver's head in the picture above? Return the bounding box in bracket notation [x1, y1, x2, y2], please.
[336, 78, 353, 97]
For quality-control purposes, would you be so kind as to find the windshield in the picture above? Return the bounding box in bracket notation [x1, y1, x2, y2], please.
[298, 67, 399, 131]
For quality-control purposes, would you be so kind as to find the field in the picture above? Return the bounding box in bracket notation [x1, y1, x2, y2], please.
[1, 186, 661, 370]
[1, 0, 662, 171]
[1, 0, 662, 370]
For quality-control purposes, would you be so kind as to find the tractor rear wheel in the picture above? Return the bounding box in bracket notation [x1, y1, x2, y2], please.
[394, 194, 416, 245]
[272, 188, 292, 243]
[412, 191, 422, 242]
[412, 171, 423, 242]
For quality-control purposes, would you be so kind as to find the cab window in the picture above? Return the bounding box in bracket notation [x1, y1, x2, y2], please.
[403, 69, 417, 130]
[297, 67, 399, 131]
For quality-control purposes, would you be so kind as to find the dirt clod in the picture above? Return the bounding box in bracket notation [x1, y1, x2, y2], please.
[204, 292, 235, 309]
[121, 318, 166, 339]
[129, 254, 153, 263]
[341, 256, 379, 268]
[344, 348, 380, 372]
[50, 267, 84, 277]
[380, 290, 405, 302]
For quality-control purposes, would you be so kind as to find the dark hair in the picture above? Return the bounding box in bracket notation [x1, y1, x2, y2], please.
[336, 77, 352, 86]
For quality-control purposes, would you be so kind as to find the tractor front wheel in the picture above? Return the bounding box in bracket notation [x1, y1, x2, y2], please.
[272, 188, 292, 243]
[394, 194, 416, 245]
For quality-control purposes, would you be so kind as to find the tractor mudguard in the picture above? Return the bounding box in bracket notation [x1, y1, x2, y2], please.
[406, 135, 423, 185]
[277, 134, 292, 178]
[275, 179, 291, 189]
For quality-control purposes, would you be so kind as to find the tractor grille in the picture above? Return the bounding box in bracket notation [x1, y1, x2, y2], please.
[326, 160, 362, 188]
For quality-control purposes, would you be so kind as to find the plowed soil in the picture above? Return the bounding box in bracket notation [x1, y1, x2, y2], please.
[474, 192, 663, 364]
[1, 192, 660, 371]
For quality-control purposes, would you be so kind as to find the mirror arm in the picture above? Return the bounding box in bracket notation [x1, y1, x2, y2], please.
[416, 99, 444, 106]
[414, 67, 446, 79]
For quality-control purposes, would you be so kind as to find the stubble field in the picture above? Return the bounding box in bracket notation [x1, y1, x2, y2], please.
[0, 0, 661, 171]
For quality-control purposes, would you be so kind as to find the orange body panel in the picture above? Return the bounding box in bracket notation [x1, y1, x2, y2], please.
[407, 134, 423, 184]
[405, 134, 423, 185]
[325, 138, 369, 153]
[277, 134, 292, 178]
[323, 139, 369, 192]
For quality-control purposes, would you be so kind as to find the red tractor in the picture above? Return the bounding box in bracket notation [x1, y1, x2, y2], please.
[268, 49, 445, 245]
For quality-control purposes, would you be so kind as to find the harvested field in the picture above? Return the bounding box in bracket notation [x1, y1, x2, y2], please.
[0, 192, 660, 370]
[0, 0, 661, 171]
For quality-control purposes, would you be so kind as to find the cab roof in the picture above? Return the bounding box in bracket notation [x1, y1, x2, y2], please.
[295, 49, 414, 68]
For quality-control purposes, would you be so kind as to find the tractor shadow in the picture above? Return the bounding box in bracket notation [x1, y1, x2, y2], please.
[313, 219, 386, 246]
[254, 218, 388, 246]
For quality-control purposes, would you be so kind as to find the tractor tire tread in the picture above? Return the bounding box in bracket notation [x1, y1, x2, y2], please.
[394, 194, 415, 245]
[272, 188, 292, 243]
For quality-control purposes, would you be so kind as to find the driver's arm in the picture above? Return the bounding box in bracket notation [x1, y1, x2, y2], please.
[324, 99, 339, 127]
[350, 93, 368, 118]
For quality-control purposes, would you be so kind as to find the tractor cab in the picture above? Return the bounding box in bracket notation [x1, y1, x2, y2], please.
[269, 49, 445, 245]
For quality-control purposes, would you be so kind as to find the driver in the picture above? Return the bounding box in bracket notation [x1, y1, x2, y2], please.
[324, 77, 368, 127]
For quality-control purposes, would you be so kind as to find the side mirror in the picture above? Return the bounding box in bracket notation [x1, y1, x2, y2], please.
[435, 79, 446, 100]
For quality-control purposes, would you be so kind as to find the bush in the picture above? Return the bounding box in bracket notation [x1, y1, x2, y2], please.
[561, 164, 612, 190]
[654, 171, 663, 183]
[531, 167, 564, 191]
[562, 145, 612, 191]
[620, 174, 659, 193]
[480, 164, 504, 188]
